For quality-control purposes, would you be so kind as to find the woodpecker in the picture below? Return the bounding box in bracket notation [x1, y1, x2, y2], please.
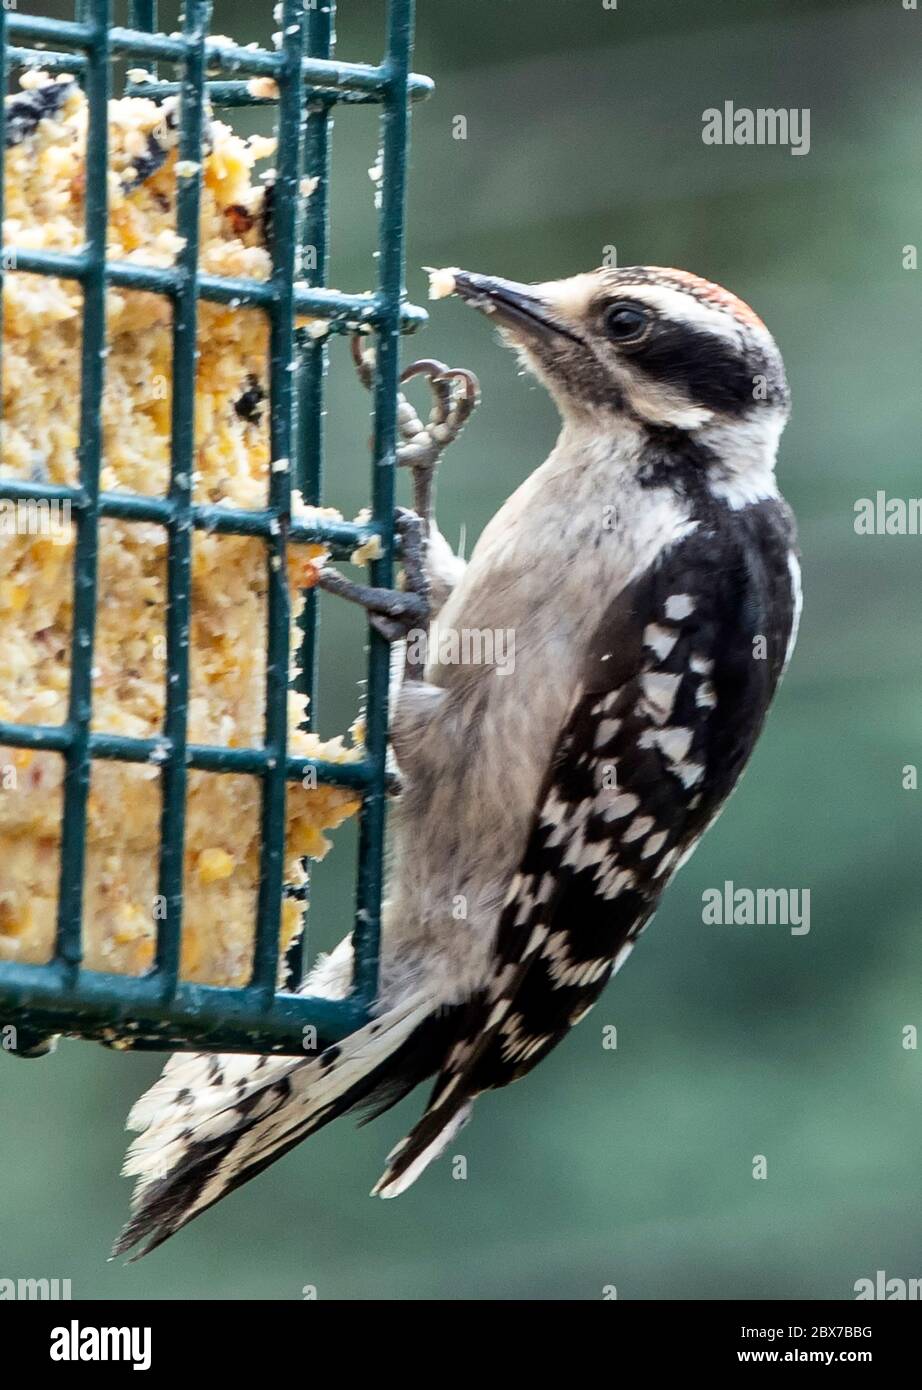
[114, 265, 800, 1257]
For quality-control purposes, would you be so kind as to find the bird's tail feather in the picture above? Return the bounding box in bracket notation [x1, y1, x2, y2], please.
[372, 1099, 474, 1198]
[113, 993, 433, 1260]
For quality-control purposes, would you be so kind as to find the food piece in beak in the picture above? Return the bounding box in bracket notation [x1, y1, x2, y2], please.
[426, 266, 461, 300]
[428, 267, 583, 345]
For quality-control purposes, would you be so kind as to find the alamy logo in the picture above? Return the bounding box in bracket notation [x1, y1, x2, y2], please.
[854, 492, 922, 535]
[854, 1270, 922, 1300]
[702, 102, 811, 156]
[50, 1321, 151, 1371]
[408, 624, 516, 676]
[702, 881, 811, 936]
[0, 497, 72, 544]
[0, 1276, 72, 1299]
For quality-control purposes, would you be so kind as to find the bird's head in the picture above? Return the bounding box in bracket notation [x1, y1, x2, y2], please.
[438, 265, 789, 477]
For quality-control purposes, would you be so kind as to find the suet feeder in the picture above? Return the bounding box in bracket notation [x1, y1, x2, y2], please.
[0, 1, 428, 1057]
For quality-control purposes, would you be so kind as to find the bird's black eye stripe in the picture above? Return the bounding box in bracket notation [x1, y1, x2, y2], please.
[633, 323, 774, 414]
[603, 300, 651, 345]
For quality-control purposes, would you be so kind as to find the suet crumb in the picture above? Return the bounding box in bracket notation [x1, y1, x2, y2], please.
[0, 74, 362, 985]
[426, 266, 460, 301]
[349, 509, 383, 565]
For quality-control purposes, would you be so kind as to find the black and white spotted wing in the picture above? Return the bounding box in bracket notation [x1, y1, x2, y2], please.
[375, 497, 799, 1196]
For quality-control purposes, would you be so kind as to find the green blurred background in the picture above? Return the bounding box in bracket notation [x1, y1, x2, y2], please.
[3, 0, 921, 1299]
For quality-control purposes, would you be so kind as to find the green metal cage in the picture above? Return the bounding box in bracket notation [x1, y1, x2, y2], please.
[0, 1, 429, 1057]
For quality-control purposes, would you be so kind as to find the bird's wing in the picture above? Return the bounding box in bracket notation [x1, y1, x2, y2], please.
[374, 497, 798, 1197]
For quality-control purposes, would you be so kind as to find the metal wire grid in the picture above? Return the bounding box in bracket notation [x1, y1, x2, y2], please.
[0, 0, 428, 1056]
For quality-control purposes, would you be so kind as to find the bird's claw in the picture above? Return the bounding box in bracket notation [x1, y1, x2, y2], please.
[345, 337, 476, 672]
[315, 507, 430, 645]
[351, 336, 480, 524]
[396, 356, 479, 475]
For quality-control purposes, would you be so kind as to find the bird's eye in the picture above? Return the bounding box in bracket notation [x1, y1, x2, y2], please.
[604, 302, 650, 344]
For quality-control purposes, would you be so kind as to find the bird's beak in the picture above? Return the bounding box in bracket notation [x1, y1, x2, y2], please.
[451, 270, 584, 346]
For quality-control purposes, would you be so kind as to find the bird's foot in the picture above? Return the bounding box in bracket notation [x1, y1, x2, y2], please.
[351, 336, 479, 530]
[316, 507, 430, 645]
